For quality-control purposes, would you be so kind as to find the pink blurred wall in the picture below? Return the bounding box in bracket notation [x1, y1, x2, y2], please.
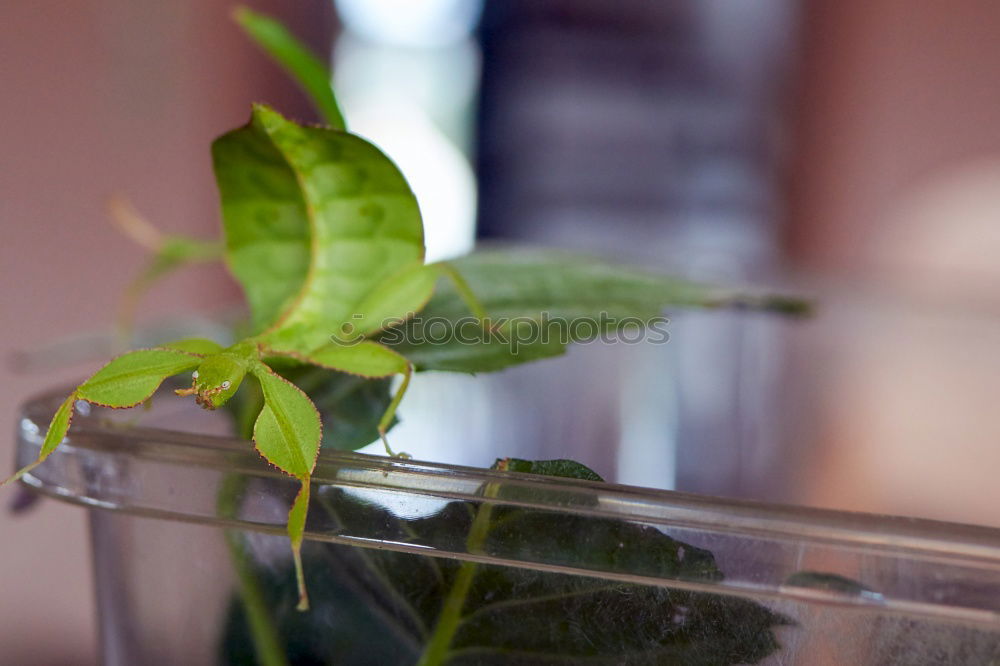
[0, 2, 331, 663]
[788, 0, 1000, 527]
[790, 0, 1000, 283]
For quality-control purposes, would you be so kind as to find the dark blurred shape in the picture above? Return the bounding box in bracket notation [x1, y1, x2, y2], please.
[476, 0, 796, 278]
[471, 0, 800, 496]
[7, 486, 41, 515]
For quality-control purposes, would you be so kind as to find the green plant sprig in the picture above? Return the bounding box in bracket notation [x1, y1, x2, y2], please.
[3, 7, 809, 612]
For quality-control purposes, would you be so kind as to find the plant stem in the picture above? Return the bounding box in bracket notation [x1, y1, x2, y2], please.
[415, 483, 499, 666]
[218, 473, 289, 666]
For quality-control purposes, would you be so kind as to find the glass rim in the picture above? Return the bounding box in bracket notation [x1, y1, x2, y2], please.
[16, 385, 1000, 627]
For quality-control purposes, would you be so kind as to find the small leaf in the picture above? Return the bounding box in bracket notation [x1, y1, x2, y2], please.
[251, 366, 323, 613]
[493, 457, 604, 482]
[37, 393, 77, 462]
[110, 195, 222, 340]
[118, 253, 216, 341]
[251, 366, 322, 479]
[234, 6, 346, 130]
[228, 360, 397, 450]
[293, 341, 409, 379]
[77, 348, 202, 407]
[2, 391, 78, 486]
[783, 571, 880, 599]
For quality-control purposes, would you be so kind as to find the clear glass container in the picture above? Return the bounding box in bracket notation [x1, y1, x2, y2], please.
[15, 385, 1000, 665]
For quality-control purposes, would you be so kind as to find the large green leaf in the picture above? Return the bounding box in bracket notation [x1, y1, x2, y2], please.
[220, 460, 788, 665]
[212, 105, 425, 349]
[379, 248, 809, 373]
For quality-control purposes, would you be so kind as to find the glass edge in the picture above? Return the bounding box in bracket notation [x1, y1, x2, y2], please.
[16, 386, 1000, 563]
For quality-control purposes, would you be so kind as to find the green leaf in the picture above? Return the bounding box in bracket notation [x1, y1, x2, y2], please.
[5, 348, 201, 485]
[38, 392, 78, 463]
[296, 341, 409, 379]
[250, 364, 321, 613]
[493, 457, 604, 482]
[2, 391, 78, 486]
[220, 461, 788, 665]
[231, 359, 397, 451]
[307, 374, 398, 451]
[212, 105, 425, 348]
[250, 362, 317, 614]
[123, 235, 221, 304]
[380, 248, 810, 373]
[234, 6, 346, 130]
[251, 366, 322, 479]
[163, 337, 225, 355]
[349, 263, 439, 336]
[77, 348, 202, 407]
[252, 364, 323, 611]
[159, 235, 224, 264]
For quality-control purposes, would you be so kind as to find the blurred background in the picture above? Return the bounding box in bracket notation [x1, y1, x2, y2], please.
[4, 0, 1000, 663]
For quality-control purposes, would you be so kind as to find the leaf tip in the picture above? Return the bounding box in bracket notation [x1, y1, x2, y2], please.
[249, 103, 286, 131]
[230, 4, 254, 26]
